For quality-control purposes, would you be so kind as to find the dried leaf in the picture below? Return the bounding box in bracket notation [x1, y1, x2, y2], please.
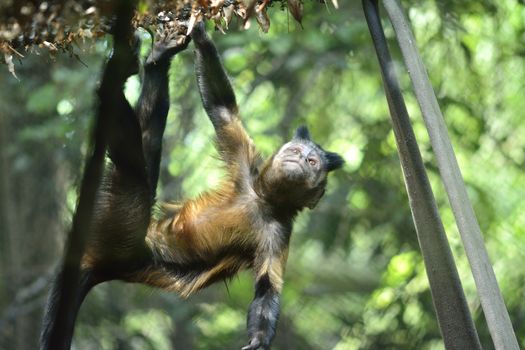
[223, 4, 234, 27]
[7, 44, 24, 58]
[259, 0, 270, 11]
[243, 0, 258, 26]
[186, 11, 201, 35]
[214, 19, 227, 34]
[157, 11, 170, 22]
[84, 6, 97, 16]
[4, 54, 18, 80]
[42, 40, 58, 52]
[288, 0, 304, 27]
[255, 7, 270, 33]
[210, 0, 225, 15]
[234, 3, 247, 19]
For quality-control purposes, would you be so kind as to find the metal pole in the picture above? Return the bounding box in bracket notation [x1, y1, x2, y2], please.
[382, 1, 519, 349]
[362, 1, 481, 348]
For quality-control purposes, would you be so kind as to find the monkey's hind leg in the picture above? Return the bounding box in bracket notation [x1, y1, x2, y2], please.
[86, 29, 191, 271]
[86, 43, 153, 272]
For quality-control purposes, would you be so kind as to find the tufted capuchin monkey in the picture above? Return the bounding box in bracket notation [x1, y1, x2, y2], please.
[40, 22, 344, 350]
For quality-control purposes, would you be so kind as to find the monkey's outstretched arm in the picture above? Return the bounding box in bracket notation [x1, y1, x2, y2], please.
[191, 22, 262, 185]
[191, 22, 238, 129]
[243, 246, 289, 350]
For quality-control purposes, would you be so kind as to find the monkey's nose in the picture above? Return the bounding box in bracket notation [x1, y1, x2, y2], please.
[300, 149, 311, 160]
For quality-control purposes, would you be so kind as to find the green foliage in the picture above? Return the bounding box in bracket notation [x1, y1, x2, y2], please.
[2, 0, 525, 349]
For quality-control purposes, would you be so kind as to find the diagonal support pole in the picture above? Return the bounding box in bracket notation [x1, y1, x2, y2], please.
[362, 1, 481, 348]
[382, 1, 519, 349]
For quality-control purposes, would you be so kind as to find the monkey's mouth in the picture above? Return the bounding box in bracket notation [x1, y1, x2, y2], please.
[282, 159, 300, 164]
[281, 155, 304, 165]
[281, 159, 305, 170]
[280, 159, 307, 180]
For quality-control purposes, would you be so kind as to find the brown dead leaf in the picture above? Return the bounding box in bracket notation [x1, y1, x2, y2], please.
[42, 40, 58, 52]
[210, 0, 225, 15]
[288, 0, 304, 27]
[214, 19, 226, 34]
[186, 11, 202, 35]
[234, 3, 247, 19]
[243, 0, 258, 26]
[223, 4, 234, 28]
[255, 7, 270, 33]
[85, 6, 96, 15]
[5, 54, 18, 80]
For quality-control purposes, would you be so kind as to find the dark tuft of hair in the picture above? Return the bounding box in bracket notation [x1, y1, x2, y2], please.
[325, 151, 344, 172]
[293, 125, 311, 140]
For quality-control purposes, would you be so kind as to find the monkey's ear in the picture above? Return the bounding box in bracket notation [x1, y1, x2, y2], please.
[325, 151, 344, 172]
[293, 125, 311, 140]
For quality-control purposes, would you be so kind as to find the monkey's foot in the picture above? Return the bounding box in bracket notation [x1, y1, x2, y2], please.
[146, 26, 191, 66]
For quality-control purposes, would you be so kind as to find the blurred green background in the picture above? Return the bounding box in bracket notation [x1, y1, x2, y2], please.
[1, 1, 525, 349]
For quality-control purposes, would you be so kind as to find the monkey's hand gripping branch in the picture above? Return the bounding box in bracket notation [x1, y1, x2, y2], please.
[190, 21, 262, 191]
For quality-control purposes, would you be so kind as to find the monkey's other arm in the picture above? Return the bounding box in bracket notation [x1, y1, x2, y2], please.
[243, 242, 289, 350]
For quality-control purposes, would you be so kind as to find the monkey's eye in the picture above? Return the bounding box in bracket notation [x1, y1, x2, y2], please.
[308, 158, 317, 166]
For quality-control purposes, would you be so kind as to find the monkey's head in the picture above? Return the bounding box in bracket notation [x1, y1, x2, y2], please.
[258, 126, 344, 210]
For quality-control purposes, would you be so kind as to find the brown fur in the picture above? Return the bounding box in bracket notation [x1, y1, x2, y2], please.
[82, 112, 289, 299]
[67, 26, 344, 350]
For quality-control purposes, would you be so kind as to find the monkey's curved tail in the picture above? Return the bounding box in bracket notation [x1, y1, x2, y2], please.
[39, 268, 97, 350]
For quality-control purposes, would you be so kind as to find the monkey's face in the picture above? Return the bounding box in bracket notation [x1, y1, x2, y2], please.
[273, 126, 344, 183]
[273, 141, 326, 187]
[261, 126, 344, 209]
